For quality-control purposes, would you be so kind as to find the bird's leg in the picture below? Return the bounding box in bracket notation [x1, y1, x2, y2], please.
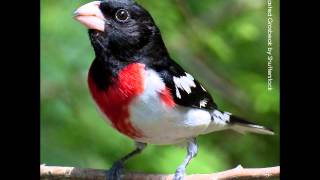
[173, 138, 198, 180]
[107, 142, 147, 180]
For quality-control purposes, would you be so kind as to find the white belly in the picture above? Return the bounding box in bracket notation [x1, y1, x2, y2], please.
[128, 69, 212, 145]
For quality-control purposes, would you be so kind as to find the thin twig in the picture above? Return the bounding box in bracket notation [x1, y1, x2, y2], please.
[40, 164, 280, 180]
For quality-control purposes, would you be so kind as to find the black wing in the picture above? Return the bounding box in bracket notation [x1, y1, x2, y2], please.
[154, 59, 218, 110]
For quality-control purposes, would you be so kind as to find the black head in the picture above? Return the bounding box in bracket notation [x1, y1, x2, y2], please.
[74, 0, 167, 60]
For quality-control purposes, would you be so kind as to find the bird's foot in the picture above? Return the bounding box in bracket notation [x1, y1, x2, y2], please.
[173, 166, 186, 180]
[106, 161, 124, 180]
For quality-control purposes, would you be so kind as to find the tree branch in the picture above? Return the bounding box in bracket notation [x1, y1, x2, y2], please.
[40, 164, 279, 180]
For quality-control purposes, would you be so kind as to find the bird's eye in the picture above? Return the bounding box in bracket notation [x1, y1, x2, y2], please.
[115, 9, 130, 22]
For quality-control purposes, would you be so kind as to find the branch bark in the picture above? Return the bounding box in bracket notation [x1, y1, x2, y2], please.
[40, 164, 280, 180]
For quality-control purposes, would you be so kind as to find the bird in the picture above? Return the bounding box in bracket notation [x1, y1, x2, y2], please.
[73, 0, 274, 180]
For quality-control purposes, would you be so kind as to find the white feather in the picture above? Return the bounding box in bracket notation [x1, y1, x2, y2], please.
[176, 86, 181, 99]
[173, 73, 196, 95]
[212, 110, 231, 125]
[201, 110, 232, 134]
[199, 99, 208, 108]
[231, 124, 274, 135]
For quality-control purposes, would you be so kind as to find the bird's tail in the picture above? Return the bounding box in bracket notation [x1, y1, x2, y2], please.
[205, 110, 274, 135]
[228, 114, 274, 135]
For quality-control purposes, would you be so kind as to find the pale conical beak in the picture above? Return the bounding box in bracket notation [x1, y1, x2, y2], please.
[73, 1, 106, 32]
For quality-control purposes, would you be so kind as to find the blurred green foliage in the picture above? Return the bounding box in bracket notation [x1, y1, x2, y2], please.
[41, 0, 279, 175]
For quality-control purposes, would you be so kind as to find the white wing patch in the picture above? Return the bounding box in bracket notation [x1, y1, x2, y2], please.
[199, 99, 208, 108]
[173, 73, 196, 98]
[175, 86, 181, 99]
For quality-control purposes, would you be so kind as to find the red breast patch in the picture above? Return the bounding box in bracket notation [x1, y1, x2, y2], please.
[88, 63, 145, 138]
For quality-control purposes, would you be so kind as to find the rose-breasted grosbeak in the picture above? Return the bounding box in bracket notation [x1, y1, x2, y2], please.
[74, 1, 274, 180]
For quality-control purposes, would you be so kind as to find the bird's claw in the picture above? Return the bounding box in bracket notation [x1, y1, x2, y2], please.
[107, 161, 124, 180]
[173, 167, 186, 180]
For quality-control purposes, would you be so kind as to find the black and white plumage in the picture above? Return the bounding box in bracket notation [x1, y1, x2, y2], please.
[74, 1, 274, 180]
[157, 60, 217, 110]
